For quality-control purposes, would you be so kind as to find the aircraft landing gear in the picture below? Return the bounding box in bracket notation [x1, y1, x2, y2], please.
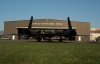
[36, 35, 42, 42]
[48, 39, 51, 42]
[59, 36, 62, 42]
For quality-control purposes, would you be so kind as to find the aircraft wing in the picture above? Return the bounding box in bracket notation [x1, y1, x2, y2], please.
[30, 33, 68, 36]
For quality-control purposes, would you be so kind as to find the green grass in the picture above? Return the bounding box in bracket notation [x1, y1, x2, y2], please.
[0, 41, 100, 64]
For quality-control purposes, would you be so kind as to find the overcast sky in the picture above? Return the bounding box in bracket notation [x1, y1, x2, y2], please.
[0, 0, 100, 31]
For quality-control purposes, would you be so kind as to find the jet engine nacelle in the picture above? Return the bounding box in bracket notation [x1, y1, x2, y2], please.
[46, 30, 54, 38]
[64, 30, 76, 37]
[25, 29, 37, 35]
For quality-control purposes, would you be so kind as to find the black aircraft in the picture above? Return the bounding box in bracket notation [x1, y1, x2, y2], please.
[20, 16, 77, 42]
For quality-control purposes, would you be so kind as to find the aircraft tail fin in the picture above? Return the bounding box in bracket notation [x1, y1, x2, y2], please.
[28, 16, 33, 29]
[68, 17, 72, 30]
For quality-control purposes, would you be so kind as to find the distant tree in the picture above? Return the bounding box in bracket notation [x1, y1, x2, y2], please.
[0, 31, 3, 38]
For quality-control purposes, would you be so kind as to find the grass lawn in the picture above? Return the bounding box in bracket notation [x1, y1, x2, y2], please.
[0, 41, 100, 64]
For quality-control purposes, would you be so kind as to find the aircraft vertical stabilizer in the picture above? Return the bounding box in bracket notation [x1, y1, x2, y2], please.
[28, 16, 33, 29]
[68, 17, 72, 30]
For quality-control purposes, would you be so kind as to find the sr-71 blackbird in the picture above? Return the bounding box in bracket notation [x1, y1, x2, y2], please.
[21, 16, 77, 42]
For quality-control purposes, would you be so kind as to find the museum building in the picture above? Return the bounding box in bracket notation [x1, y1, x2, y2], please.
[4, 18, 90, 41]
